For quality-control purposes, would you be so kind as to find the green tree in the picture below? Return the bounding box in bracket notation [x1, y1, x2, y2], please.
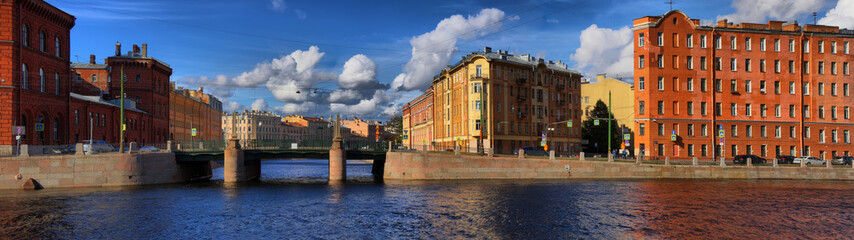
[581, 100, 621, 154]
[384, 115, 403, 144]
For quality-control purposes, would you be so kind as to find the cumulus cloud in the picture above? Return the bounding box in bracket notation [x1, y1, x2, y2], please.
[717, 0, 824, 23]
[339, 54, 378, 89]
[391, 8, 506, 91]
[279, 102, 317, 114]
[328, 89, 363, 104]
[222, 99, 245, 112]
[270, 0, 286, 12]
[250, 99, 270, 111]
[330, 90, 400, 117]
[819, 0, 854, 29]
[178, 74, 232, 97]
[570, 24, 633, 79]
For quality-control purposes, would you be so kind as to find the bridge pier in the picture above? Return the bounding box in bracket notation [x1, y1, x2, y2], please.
[329, 114, 346, 183]
[224, 138, 249, 183]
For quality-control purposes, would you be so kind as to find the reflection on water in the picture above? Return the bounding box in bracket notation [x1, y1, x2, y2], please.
[1, 159, 853, 239]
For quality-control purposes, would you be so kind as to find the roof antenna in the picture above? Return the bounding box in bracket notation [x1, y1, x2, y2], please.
[665, 0, 675, 11]
[74, 55, 79, 63]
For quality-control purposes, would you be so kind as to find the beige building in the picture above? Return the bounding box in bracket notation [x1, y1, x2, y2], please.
[580, 74, 635, 131]
[341, 117, 384, 141]
[222, 110, 286, 141]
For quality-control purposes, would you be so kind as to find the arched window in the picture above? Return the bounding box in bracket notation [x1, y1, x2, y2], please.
[21, 24, 28, 47]
[135, 74, 141, 82]
[55, 37, 60, 57]
[39, 31, 45, 52]
[55, 73, 60, 95]
[21, 64, 28, 89]
[39, 68, 45, 92]
[92, 74, 97, 82]
[53, 117, 59, 142]
[36, 115, 44, 141]
[74, 110, 79, 125]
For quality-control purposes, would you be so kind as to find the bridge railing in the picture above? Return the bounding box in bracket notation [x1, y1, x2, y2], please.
[172, 139, 390, 152]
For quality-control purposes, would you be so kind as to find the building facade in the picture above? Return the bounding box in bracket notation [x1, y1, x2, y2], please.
[341, 117, 385, 141]
[170, 84, 223, 141]
[402, 88, 434, 149]
[581, 74, 635, 131]
[105, 43, 171, 144]
[420, 47, 583, 154]
[222, 110, 286, 141]
[633, 10, 854, 160]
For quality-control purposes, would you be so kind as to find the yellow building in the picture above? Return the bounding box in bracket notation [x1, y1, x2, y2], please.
[222, 110, 285, 141]
[169, 84, 223, 141]
[580, 74, 635, 131]
[425, 47, 583, 154]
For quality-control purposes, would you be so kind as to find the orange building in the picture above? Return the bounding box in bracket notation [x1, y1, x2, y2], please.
[169, 84, 223, 141]
[633, 11, 854, 160]
[341, 117, 384, 141]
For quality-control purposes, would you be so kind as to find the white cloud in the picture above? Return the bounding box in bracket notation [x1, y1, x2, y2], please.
[338, 54, 378, 89]
[222, 99, 245, 112]
[250, 99, 270, 111]
[819, 0, 854, 29]
[271, 0, 286, 12]
[328, 89, 363, 103]
[717, 0, 824, 23]
[391, 8, 506, 91]
[280, 102, 316, 114]
[329, 90, 400, 117]
[569, 24, 633, 79]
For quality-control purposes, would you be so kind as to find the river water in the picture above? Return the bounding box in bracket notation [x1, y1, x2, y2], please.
[1, 159, 853, 239]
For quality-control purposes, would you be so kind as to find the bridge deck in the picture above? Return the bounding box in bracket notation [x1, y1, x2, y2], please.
[175, 149, 387, 162]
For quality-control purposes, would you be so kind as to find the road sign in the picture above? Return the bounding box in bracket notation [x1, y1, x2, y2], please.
[403, 135, 408, 140]
[122, 124, 127, 131]
[671, 134, 677, 141]
[718, 129, 725, 138]
[624, 134, 630, 140]
[12, 126, 25, 135]
[191, 128, 197, 137]
[540, 140, 546, 146]
[594, 119, 599, 126]
[620, 142, 625, 150]
[422, 139, 426, 143]
[567, 121, 573, 127]
[34, 123, 44, 132]
[719, 137, 724, 144]
[624, 140, 630, 146]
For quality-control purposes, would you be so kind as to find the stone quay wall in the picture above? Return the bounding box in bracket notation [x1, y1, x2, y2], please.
[384, 152, 854, 181]
[0, 153, 211, 190]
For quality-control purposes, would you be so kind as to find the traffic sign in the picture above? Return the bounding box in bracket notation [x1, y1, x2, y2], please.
[191, 128, 197, 137]
[624, 134, 630, 140]
[718, 129, 725, 138]
[620, 142, 625, 150]
[624, 140, 630, 146]
[540, 140, 546, 146]
[567, 121, 573, 127]
[594, 119, 600, 126]
[403, 135, 408, 140]
[671, 134, 677, 141]
[12, 126, 25, 135]
[34, 123, 44, 132]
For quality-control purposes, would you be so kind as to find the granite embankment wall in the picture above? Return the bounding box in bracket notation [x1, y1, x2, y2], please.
[0, 153, 211, 189]
[384, 152, 854, 180]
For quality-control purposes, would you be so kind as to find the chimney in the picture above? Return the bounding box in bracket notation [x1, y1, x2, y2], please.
[596, 74, 606, 81]
[89, 55, 96, 64]
[483, 46, 491, 53]
[132, 44, 140, 55]
[142, 43, 148, 57]
[115, 42, 121, 56]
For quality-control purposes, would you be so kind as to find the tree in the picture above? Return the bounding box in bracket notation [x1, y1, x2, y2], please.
[384, 115, 403, 144]
[581, 100, 621, 154]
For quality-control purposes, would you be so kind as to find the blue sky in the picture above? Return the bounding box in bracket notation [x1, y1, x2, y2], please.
[48, 0, 849, 120]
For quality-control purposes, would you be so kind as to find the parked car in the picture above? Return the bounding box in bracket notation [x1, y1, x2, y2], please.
[733, 155, 767, 164]
[50, 145, 76, 154]
[83, 140, 114, 154]
[139, 146, 158, 152]
[831, 156, 854, 165]
[512, 146, 548, 156]
[793, 156, 825, 165]
[775, 155, 796, 164]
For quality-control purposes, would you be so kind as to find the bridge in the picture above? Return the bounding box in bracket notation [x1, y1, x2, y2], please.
[170, 138, 389, 183]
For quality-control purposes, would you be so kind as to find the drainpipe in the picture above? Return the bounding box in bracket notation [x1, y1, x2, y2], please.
[798, 31, 806, 157]
[710, 27, 717, 159]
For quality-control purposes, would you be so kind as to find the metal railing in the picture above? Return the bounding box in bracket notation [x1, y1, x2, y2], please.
[171, 139, 391, 152]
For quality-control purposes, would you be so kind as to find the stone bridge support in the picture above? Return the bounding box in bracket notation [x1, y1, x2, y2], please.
[224, 138, 259, 183]
[329, 114, 346, 183]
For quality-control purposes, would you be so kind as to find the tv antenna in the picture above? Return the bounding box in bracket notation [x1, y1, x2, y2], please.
[665, 0, 675, 11]
[74, 55, 79, 63]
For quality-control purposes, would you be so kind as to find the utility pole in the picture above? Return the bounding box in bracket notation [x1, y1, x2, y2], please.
[89, 116, 93, 154]
[608, 91, 612, 156]
[119, 66, 125, 153]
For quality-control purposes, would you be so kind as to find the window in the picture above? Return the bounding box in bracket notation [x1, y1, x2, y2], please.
[745, 37, 752, 50]
[702, 145, 708, 157]
[682, 78, 692, 92]
[846, 41, 850, 54]
[701, 78, 707, 92]
[673, 101, 679, 115]
[687, 34, 693, 48]
[658, 77, 664, 90]
[638, 55, 645, 69]
[746, 125, 753, 138]
[672, 33, 679, 47]
[760, 59, 766, 73]
[475, 100, 481, 110]
[700, 57, 707, 70]
[657, 101, 664, 114]
[135, 74, 141, 82]
[820, 106, 826, 119]
[21, 64, 28, 89]
[688, 144, 694, 156]
[805, 126, 811, 139]
[832, 83, 838, 96]
[639, 77, 645, 91]
[731, 103, 737, 116]
[775, 60, 781, 73]
[54, 73, 60, 96]
[832, 41, 837, 54]
[21, 24, 28, 47]
[789, 60, 796, 74]
[657, 54, 664, 68]
[745, 80, 752, 93]
[639, 123, 645, 135]
[730, 79, 737, 92]
[790, 82, 796, 94]
[715, 79, 722, 92]
[687, 56, 693, 69]
[658, 123, 665, 136]
[846, 83, 851, 96]
[846, 130, 851, 144]
[790, 126, 796, 138]
[38, 68, 44, 92]
[771, 81, 778, 94]
[746, 103, 752, 116]
[805, 105, 811, 118]
[731, 125, 738, 137]
[715, 35, 721, 49]
[804, 40, 810, 53]
[39, 31, 45, 52]
[774, 38, 780, 51]
[790, 105, 796, 118]
[639, 101, 645, 115]
[845, 62, 850, 75]
[672, 55, 679, 69]
[819, 82, 825, 95]
[55, 37, 60, 57]
[760, 104, 767, 117]
[804, 82, 810, 95]
[702, 124, 708, 137]
[846, 106, 850, 120]
[657, 32, 663, 46]
[819, 61, 825, 74]
[775, 104, 781, 117]
[638, 33, 645, 47]
[820, 129, 826, 143]
[715, 57, 722, 71]
[745, 59, 752, 72]
[819, 41, 824, 53]
[832, 106, 837, 119]
[832, 62, 838, 75]
[775, 126, 782, 138]
[715, 102, 722, 116]
[730, 58, 737, 71]
[730, 36, 736, 50]
[687, 102, 693, 115]
[789, 39, 796, 52]
[701, 102, 708, 115]
[701, 35, 707, 48]
[760, 38, 766, 51]
[761, 125, 767, 138]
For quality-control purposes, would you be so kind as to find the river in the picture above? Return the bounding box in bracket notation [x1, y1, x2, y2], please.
[1, 159, 853, 239]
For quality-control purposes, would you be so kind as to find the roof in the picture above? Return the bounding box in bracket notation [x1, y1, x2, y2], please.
[448, 48, 582, 76]
[110, 52, 172, 69]
[70, 63, 109, 70]
[70, 93, 147, 114]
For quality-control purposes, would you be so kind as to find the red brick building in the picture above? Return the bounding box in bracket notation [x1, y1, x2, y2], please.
[0, 0, 75, 150]
[105, 43, 171, 144]
[634, 11, 854, 160]
[402, 87, 433, 149]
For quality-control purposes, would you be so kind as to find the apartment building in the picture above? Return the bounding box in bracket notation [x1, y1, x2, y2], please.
[633, 10, 854, 160]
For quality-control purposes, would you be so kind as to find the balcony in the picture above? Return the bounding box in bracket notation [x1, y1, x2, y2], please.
[516, 78, 527, 84]
[470, 73, 489, 79]
[516, 95, 527, 102]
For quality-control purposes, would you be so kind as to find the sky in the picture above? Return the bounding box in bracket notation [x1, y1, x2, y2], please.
[47, 0, 854, 121]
